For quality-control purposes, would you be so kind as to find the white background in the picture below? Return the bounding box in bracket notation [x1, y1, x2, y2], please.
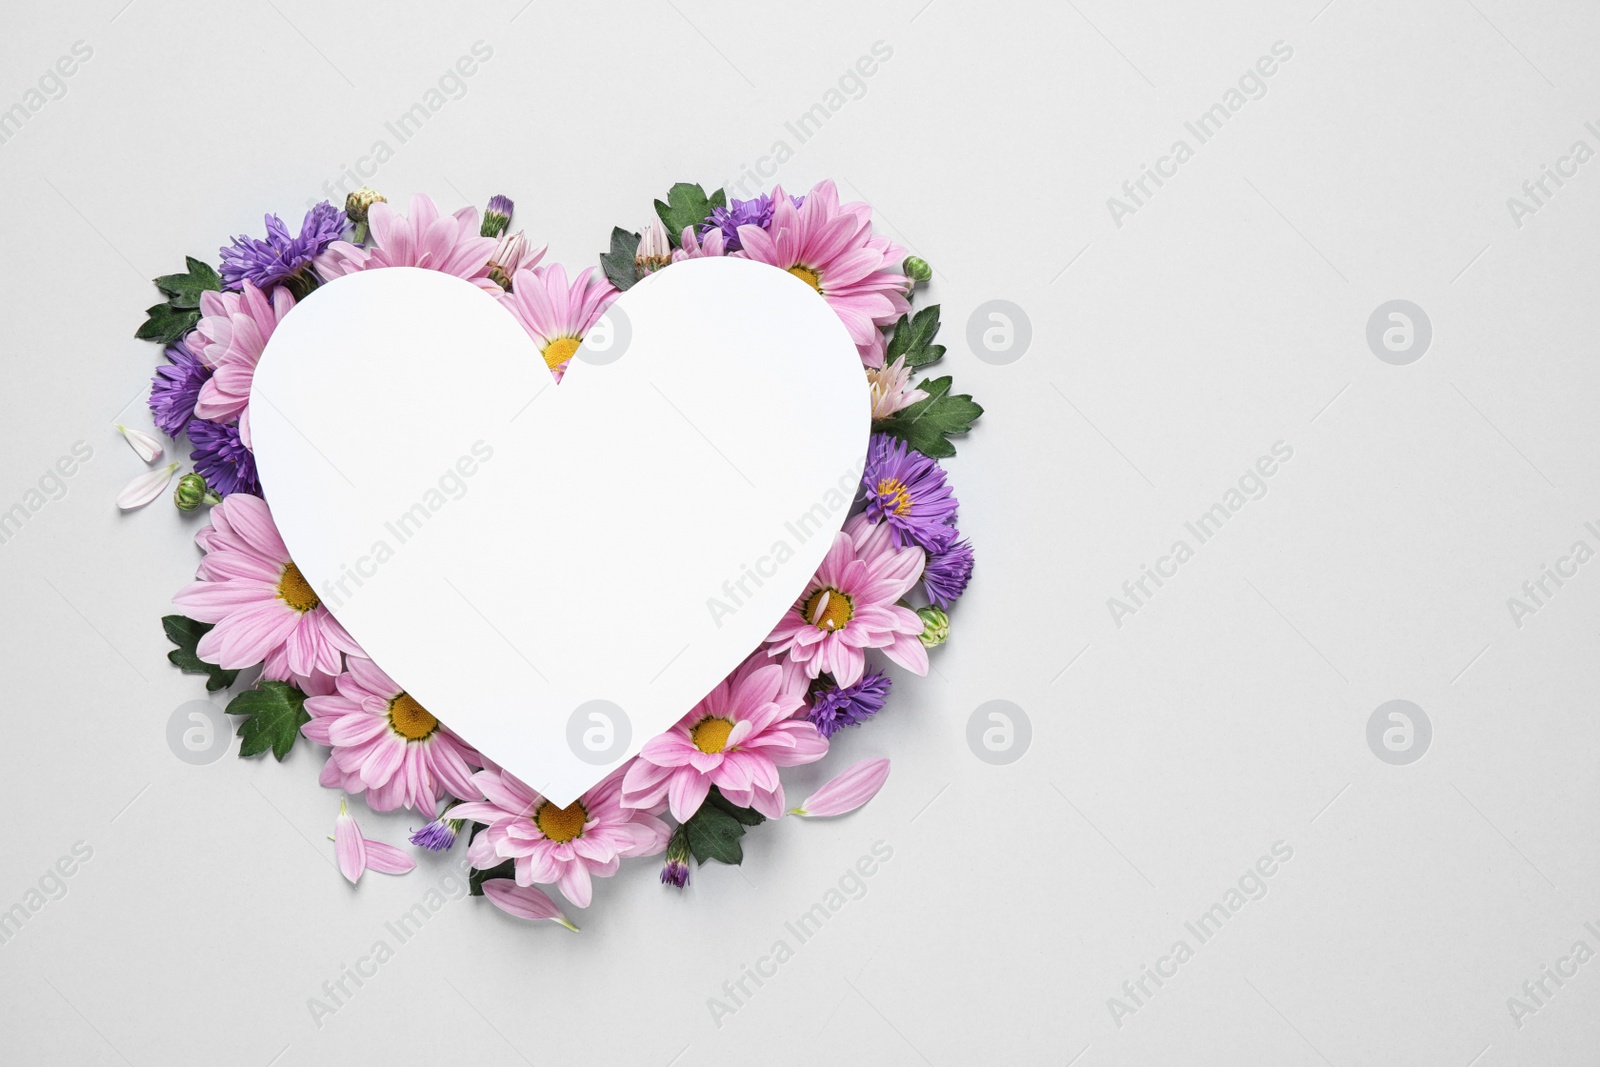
[3, 1, 1599, 1064]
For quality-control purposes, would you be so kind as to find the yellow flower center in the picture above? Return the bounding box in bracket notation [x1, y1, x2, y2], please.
[787, 266, 822, 292]
[277, 562, 320, 613]
[876, 477, 914, 516]
[387, 693, 439, 740]
[802, 586, 853, 631]
[691, 716, 735, 754]
[542, 336, 581, 371]
[534, 799, 587, 843]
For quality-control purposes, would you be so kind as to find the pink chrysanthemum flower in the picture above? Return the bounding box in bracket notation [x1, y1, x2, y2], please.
[621, 652, 826, 821]
[671, 224, 726, 262]
[190, 281, 295, 449]
[867, 355, 929, 419]
[302, 656, 483, 814]
[501, 264, 619, 382]
[173, 494, 360, 677]
[765, 512, 929, 686]
[453, 765, 669, 908]
[733, 180, 910, 367]
[315, 193, 503, 293]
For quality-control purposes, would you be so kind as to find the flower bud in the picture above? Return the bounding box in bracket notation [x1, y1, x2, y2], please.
[902, 256, 932, 283]
[344, 186, 386, 225]
[481, 194, 514, 238]
[916, 605, 949, 648]
[660, 824, 691, 889]
[635, 218, 672, 276]
[487, 231, 529, 291]
[173, 472, 218, 512]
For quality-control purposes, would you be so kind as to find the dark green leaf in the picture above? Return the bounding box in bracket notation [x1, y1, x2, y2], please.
[684, 801, 747, 866]
[885, 304, 946, 369]
[599, 226, 642, 292]
[879, 376, 984, 459]
[153, 256, 222, 309]
[162, 614, 239, 692]
[469, 857, 514, 896]
[226, 680, 310, 761]
[135, 303, 200, 345]
[653, 183, 726, 248]
[704, 787, 766, 826]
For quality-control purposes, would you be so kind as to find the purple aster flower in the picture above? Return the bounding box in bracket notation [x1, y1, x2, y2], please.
[807, 670, 891, 739]
[149, 339, 211, 437]
[861, 433, 959, 552]
[700, 193, 804, 252]
[219, 202, 344, 293]
[923, 538, 973, 609]
[187, 417, 260, 497]
[410, 817, 464, 851]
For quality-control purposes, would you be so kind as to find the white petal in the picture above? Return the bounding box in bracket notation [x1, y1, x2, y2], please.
[116, 424, 164, 463]
[116, 463, 178, 510]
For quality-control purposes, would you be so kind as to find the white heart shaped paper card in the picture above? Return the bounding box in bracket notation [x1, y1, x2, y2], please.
[250, 257, 868, 804]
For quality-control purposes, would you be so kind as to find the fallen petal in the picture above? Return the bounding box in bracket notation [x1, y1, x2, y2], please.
[482, 879, 579, 931]
[362, 840, 416, 875]
[334, 798, 367, 883]
[116, 463, 178, 510]
[115, 424, 164, 463]
[790, 757, 890, 817]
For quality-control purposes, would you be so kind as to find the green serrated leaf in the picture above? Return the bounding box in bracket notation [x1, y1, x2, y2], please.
[653, 183, 726, 248]
[885, 304, 946, 369]
[226, 680, 310, 761]
[469, 857, 515, 896]
[879, 376, 984, 459]
[599, 226, 642, 292]
[704, 787, 766, 827]
[135, 303, 200, 345]
[161, 614, 239, 692]
[684, 801, 747, 866]
[154, 256, 222, 309]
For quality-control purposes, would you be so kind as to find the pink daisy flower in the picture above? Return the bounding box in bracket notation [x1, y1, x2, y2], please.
[500, 264, 618, 382]
[621, 651, 827, 822]
[868, 355, 930, 419]
[453, 765, 669, 908]
[301, 655, 483, 814]
[190, 281, 295, 449]
[314, 193, 502, 293]
[671, 224, 726, 262]
[733, 180, 910, 367]
[173, 494, 360, 677]
[764, 512, 929, 686]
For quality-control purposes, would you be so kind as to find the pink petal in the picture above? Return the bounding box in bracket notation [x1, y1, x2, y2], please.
[792, 758, 890, 817]
[362, 840, 416, 875]
[481, 880, 579, 930]
[334, 802, 367, 883]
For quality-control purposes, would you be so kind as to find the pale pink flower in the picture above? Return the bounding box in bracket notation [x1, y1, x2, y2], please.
[334, 798, 416, 883]
[481, 880, 579, 931]
[302, 656, 483, 814]
[173, 494, 361, 677]
[622, 651, 828, 821]
[733, 180, 910, 367]
[454, 765, 668, 908]
[315, 193, 501, 293]
[867, 356, 929, 419]
[790, 757, 891, 817]
[671, 224, 726, 262]
[191, 281, 296, 448]
[765, 513, 929, 686]
[500, 264, 618, 382]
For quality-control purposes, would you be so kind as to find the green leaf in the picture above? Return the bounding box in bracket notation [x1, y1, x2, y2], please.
[226, 680, 310, 761]
[885, 305, 946, 369]
[652, 183, 726, 248]
[684, 802, 746, 866]
[134, 303, 200, 345]
[879, 376, 984, 459]
[153, 256, 222, 309]
[161, 615, 239, 692]
[599, 226, 642, 292]
[469, 857, 514, 896]
[704, 787, 766, 827]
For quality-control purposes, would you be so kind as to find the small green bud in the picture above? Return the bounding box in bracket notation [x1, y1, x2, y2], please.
[916, 605, 949, 647]
[173, 472, 211, 512]
[344, 186, 385, 225]
[481, 194, 514, 238]
[902, 256, 932, 283]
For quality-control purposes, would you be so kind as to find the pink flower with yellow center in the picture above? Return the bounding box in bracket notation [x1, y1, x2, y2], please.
[453, 765, 669, 908]
[173, 494, 360, 678]
[315, 193, 503, 293]
[764, 512, 929, 686]
[500, 263, 618, 382]
[621, 651, 826, 821]
[302, 656, 483, 814]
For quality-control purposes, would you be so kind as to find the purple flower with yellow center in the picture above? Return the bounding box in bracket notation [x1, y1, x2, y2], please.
[187, 417, 260, 497]
[807, 669, 891, 738]
[861, 433, 958, 552]
[149, 339, 211, 437]
[219, 202, 344, 295]
[922, 537, 973, 609]
[700, 193, 803, 252]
